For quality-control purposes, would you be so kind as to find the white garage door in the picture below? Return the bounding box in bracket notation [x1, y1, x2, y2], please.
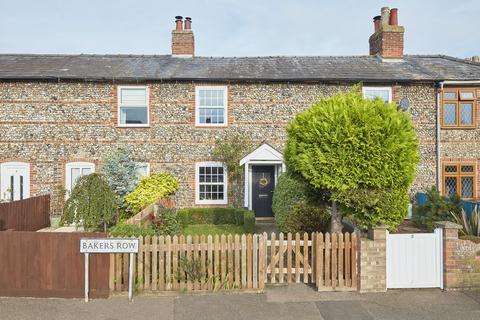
[386, 229, 443, 289]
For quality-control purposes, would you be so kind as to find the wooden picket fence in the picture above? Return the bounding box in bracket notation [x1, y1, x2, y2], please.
[109, 232, 358, 293]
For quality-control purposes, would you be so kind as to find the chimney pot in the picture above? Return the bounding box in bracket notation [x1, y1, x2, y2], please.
[369, 7, 404, 59]
[381, 7, 390, 26]
[184, 17, 192, 29]
[389, 8, 398, 25]
[373, 15, 381, 32]
[175, 16, 183, 30]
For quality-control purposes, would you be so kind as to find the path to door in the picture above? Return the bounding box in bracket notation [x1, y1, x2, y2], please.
[2, 284, 479, 320]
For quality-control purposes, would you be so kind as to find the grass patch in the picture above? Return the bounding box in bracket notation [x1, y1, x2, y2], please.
[183, 224, 246, 236]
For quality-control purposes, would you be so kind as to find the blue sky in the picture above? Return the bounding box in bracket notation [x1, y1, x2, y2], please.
[0, 0, 478, 58]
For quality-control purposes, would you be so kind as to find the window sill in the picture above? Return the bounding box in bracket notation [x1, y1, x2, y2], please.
[440, 125, 476, 130]
[194, 200, 228, 206]
[116, 124, 151, 128]
[195, 124, 228, 128]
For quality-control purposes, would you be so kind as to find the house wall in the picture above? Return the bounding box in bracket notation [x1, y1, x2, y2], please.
[0, 80, 460, 215]
[440, 87, 480, 199]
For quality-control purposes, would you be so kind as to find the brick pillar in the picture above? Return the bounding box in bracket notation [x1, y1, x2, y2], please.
[359, 224, 388, 292]
[433, 221, 463, 289]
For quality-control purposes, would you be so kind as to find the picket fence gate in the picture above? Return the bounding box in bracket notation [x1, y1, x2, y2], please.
[109, 232, 358, 293]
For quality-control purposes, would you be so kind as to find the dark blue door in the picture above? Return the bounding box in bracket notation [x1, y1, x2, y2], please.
[252, 166, 275, 217]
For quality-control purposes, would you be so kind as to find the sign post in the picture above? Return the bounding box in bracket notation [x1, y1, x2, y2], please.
[80, 238, 139, 302]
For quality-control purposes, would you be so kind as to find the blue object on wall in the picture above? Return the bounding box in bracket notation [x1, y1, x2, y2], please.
[415, 192, 478, 217]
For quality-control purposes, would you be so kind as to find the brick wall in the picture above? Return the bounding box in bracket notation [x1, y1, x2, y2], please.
[0, 80, 449, 214]
[435, 221, 480, 290]
[171, 30, 194, 56]
[369, 25, 405, 59]
[358, 225, 387, 292]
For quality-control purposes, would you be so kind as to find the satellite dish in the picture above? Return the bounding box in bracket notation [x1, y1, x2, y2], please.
[399, 97, 410, 112]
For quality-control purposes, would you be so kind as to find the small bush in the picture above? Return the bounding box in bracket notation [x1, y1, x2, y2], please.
[62, 173, 117, 231]
[451, 205, 479, 237]
[413, 186, 461, 231]
[282, 201, 331, 234]
[147, 208, 182, 236]
[109, 224, 155, 237]
[242, 210, 255, 233]
[272, 172, 321, 232]
[459, 235, 480, 244]
[124, 172, 179, 213]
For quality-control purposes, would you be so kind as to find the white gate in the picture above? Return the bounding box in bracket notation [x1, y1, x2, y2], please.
[386, 229, 443, 289]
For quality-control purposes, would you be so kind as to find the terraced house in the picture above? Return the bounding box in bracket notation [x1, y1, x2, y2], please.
[0, 7, 479, 218]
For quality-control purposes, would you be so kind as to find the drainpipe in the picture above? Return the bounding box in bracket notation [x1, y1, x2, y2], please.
[436, 82, 444, 193]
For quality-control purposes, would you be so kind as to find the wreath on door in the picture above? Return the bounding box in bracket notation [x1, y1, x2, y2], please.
[259, 174, 269, 187]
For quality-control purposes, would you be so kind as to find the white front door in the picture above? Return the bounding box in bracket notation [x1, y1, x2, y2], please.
[386, 229, 443, 288]
[0, 162, 30, 201]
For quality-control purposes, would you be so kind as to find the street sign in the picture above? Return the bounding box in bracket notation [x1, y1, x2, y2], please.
[80, 238, 139, 302]
[80, 238, 139, 253]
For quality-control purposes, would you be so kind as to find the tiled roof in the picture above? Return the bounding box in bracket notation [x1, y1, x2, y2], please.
[0, 54, 479, 82]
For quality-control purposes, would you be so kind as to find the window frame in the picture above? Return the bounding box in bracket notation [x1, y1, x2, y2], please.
[441, 88, 476, 129]
[136, 162, 151, 180]
[65, 162, 95, 193]
[195, 86, 228, 127]
[195, 161, 228, 205]
[442, 162, 476, 200]
[362, 86, 393, 103]
[117, 85, 150, 128]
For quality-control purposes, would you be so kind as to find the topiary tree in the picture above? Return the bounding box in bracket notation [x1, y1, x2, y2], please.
[212, 132, 251, 208]
[61, 173, 117, 232]
[285, 88, 419, 231]
[101, 146, 141, 206]
[124, 172, 179, 213]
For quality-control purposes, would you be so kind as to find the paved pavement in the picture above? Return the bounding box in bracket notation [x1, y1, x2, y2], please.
[1, 284, 479, 320]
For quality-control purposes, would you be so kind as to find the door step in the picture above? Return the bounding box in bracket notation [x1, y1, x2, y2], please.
[255, 217, 275, 224]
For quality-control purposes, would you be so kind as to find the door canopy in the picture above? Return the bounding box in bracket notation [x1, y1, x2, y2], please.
[239, 143, 283, 166]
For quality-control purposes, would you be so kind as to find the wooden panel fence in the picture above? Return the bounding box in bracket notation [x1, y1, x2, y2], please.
[0, 195, 50, 231]
[0, 231, 110, 298]
[110, 231, 358, 292]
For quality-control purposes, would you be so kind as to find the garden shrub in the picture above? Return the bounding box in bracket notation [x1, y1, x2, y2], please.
[109, 223, 155, 237]
[101, 146, 141, 207]
[124, 172, 179, 213]
[413, 186, 461, 231]
[281, 201, 331, 234]
[177, 207, 255, 233]
[272, 172, 315, 232]
[242, 210, 255, 233]
[147, 208, 182, 236]
[284, 88, 419, 230]
[62, 173, 117, 231]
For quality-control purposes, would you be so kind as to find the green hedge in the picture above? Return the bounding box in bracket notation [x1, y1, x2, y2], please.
[178, 207, 255, 233]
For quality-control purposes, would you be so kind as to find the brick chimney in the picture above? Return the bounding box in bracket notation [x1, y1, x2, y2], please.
[171, 16, 195, 57]
[369, 7, 405, 59]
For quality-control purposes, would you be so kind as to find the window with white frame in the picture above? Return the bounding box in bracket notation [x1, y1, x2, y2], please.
[135, 162, 150, 181]
[195, 162, 227, 204]
[362, 86, 392, 103]
[195, 86, 228, 126]
[65, 162, 95, 193]
[118, 86, 149, 126]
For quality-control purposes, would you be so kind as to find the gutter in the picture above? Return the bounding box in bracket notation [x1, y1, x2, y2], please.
[436, 82, 444, 192]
